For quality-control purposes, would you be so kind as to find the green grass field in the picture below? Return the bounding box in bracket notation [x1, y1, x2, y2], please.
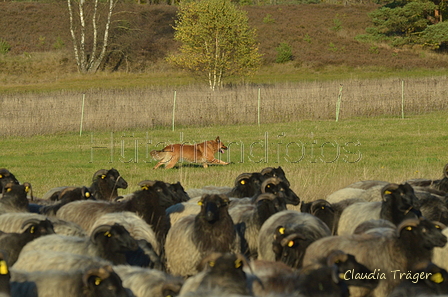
[2, 110, 446, 202]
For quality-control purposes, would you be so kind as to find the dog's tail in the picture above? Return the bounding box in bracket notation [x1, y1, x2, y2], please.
[150, 150, 170, 161]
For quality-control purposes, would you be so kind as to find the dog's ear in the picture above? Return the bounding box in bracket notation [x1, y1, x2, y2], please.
[216, 136, 220, 142]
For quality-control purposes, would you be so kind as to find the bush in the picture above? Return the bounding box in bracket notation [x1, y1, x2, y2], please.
[275, 42, 293, 63]
[0, 39, 11, 55]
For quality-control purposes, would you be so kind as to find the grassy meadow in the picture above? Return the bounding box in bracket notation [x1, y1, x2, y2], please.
[1, 110, 447, 202]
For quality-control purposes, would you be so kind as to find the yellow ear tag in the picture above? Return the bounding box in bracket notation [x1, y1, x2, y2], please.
[235, 259, 242, 268]
[278, 227, 285, 235]
[141, 185, 149, 190]
[384, 190, 392, 195]
[0, 175, 3, 179]
[435, 224, 441, 229]
[6, 188, 11, 192]
[431, 272, 444, 284]
[0, 260, 9, 275]
[85, 192, 91, 198]
[339, 273, 345, 280]
[104, 231, 112, 237]
[406, 226, 413, 231]
[208, 261, 215, 267]
[25, 186, 30, 193]
[240, 180, 246, 185]
[30, 226, 35, 234]
[198, 201, 203, 206]
[94, 277, 102, 286]
[321, 206, 325, 209]
[267, 184, 271, 188]
[287, 240, 294, 247]
[101, 175, 106, 179]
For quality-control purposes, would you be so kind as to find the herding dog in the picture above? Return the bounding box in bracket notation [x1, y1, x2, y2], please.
[150, 136, 229, 169]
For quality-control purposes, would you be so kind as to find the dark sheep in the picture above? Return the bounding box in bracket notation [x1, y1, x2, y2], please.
[337, 183, 422, 235]
[260, 166, 291, 186]
[40, 186, 93, 216]
[301, 199, 335, 233]
[90, 168, 128, 201]
[0, 218, 55, 267]
[19, 223, 138, 265]
[10, 265, 132, 297]
[303, 218, 448, 297]
[165, 194, 236, 277]
[230, 193, 288, 259]
[0, 168, 19, 193]
[227, 172, 264, 198]
[0, 182, 32, 213]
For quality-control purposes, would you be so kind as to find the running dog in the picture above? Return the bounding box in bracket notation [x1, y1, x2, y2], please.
[150, 136, 229, 169]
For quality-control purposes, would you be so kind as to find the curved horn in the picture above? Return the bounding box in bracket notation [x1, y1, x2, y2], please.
[82, 265, 113, 287]
[254, 193, 276, 203]
[326, 250, 349, 266]
[90, 224, 115, 243]
[20, 218, 44, 230]
[396, 218, 421, 237]
[92, 169, 108, 182]
[137, 180, 157, 189]
[310, 200, 332, 215]
[234, 173, 253, 186]
[280, 233, 306, 247]
[261, 177, 281, 188]
[380, 183, 400, 201]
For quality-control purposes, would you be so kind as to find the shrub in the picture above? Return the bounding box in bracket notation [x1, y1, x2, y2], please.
[0, 39, 11, 55]
[275, 42, 293, 63]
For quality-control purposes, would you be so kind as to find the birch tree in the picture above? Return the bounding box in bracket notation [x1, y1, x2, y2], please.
[67, 0, 118, 73]
[167, 0, 262, 90]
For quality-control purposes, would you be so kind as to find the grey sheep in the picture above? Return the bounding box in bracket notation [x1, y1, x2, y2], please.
[179, 253, 251, 297]
[337, 182, 421, 235]
[0, 182, 32, 214]
[230, 193, 287, 260]
[56, 180, 170, 245]
[12, 250, 112, 273]
[19, 223, 138, 265]
[10, 265, 133, 297]
[113, 265, 183, 297]
[165, 194, 236, 277]
[0, 212, 86, 237]
[303, 218, 447, 297]
[388, 261, 448, 297]
[257, 210, 331, 268]
[0, 218, 55, 267]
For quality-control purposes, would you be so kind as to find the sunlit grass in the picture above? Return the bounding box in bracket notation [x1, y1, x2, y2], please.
[2, 111, 447, 202]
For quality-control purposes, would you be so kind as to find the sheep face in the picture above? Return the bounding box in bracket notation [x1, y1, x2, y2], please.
[167, 181, 190, 204]
[326, 250, 379, 290]
[381, 183, 421, 225]
[91, 223, 138, 254]
[230, 172, 264, 198]
[82, 266, 130, 297]
[398, 219, 447, 251]
[301, 200, 335, 232]
[1, 183, 30, 210]
[197, 194, 230, 224]
[261, 178, 300, 206]
[272, 226, 313, 269]
[255, 194, 287, 226]
[0, 169, 19, 192]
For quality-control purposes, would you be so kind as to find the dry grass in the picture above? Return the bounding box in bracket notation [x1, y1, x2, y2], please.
[1, 76, 447, 136]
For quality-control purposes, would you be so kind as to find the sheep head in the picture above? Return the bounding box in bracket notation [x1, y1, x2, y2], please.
[82, 265, 128, 297]
[20, 218, 55, 238]
[90, 223, 138, 254]
[0, 168, 19, 191]
[261, 166, 290, 186]
[197, 194, 230, 224]
[260, 177, 300, 206]
[301, 199, 335, 232]
[397, 218, 447, 250]
[229, 172, 263, 198]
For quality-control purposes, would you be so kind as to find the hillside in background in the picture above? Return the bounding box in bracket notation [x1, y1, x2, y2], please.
[1, 1, 448, 82]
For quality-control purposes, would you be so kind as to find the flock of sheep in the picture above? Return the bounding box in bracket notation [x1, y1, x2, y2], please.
[0, 163, 448, 297]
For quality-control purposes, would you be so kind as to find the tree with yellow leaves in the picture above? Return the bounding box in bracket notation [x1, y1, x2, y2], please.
[167, 0, 262, 90]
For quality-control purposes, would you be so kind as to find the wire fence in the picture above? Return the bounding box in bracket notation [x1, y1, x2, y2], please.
[1, 76, 447, 137]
